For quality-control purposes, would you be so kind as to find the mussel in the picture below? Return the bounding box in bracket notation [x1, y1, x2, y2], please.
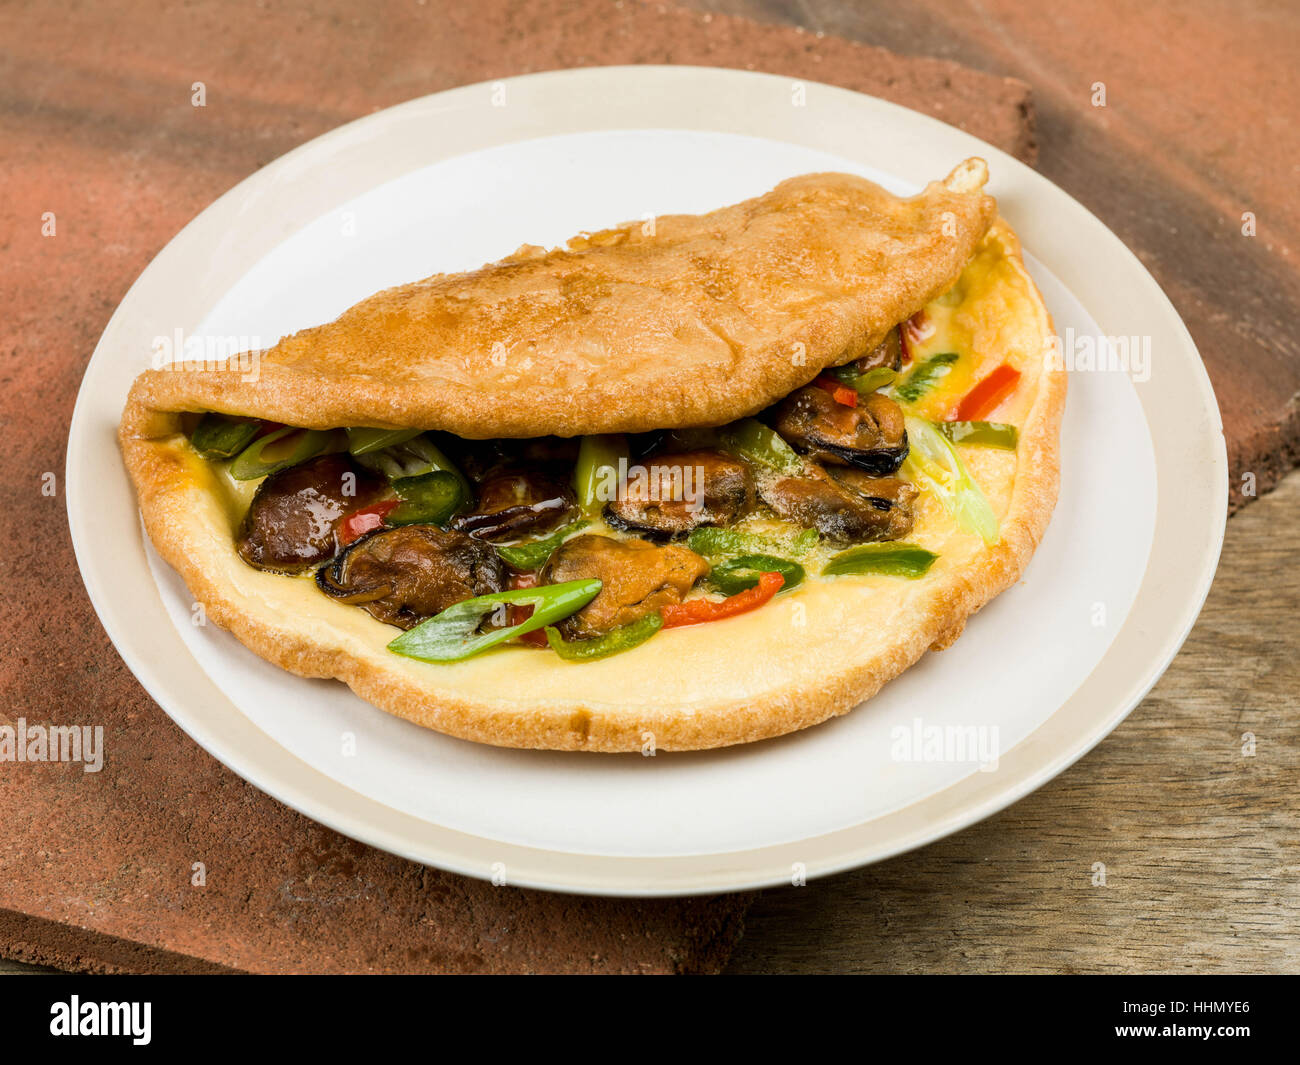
[452, 469, 577, 542]
[604, 449, 753, 538]
[540, 534, 709, 639]
[236, 453, 384, 573]
[316, 524, 506, 630]
[758, 464, 917, 543]
[769, 386, 909, 475]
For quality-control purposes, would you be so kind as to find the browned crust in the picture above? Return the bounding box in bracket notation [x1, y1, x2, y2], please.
[124, 162, 995, 439]
[119, 200, 1062, 753]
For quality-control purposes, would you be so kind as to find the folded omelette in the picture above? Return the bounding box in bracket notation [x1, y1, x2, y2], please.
[120, 158, 1065, 751]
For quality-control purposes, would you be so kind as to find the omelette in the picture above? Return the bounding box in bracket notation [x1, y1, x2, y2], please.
[120, 158, 1065, 751]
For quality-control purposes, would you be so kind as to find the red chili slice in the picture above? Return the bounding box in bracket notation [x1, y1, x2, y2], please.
[660, 571, 785, 629]
[338, 499, 399, 546]
[507, 570, 548, 646]
[900, 311, 931, 364]
[814, 376, 858, 407]
[952, 362, 1022, 421]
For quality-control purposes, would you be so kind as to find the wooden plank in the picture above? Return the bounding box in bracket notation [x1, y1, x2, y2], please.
[728, 469, 1300, 974]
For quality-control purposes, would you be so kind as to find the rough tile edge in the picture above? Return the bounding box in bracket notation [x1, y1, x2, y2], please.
[0, 908, 242, 975]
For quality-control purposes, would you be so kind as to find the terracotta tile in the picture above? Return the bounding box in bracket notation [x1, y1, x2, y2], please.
[0, 0, 1032, 973]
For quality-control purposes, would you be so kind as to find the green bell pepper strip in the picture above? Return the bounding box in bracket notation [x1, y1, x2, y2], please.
[346, 427, 423, 456]
[495, 520, 589, 571]
[387, 470, 466, 527]
[709, 553, 805, 596]
[822, 543, 939, 579]
[720, 418, 804, 474]
[190, 413, 262, 461]
[355, 435, 471, 523]
[355, 434, 464, 484]
[388, 579, 603, 663]
[229, 427, 336, 480]
[544, 612, 664, 661]
[687, 525, 818, 559]
[574, 434, 628, 517]
[895, 352, 960, 404]
[902, 416, 999, 545]
[829, 365, 899, 395]
[936, 420, 1019, 450]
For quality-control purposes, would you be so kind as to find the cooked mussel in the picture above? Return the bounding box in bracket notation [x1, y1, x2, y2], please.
[438, 436, 580, 483]
[769, 386, 909, 475]
[604, 449, 753, 538]
[236, 453, 384, 573]
[854, 326, 903, 374]
[758, 464, 916, 543]
[452, 469, 577, 541]
[541, 534, 709, 639]
[317, 524, 507, 630]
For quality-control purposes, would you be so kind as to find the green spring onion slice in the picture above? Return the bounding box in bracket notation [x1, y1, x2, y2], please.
[355, 434, 465, 484]
[902, 416, 999, 545]
[229, 428, 336, 480]
[190, 413, 262, 460]
[822, 543, 939, 579]
[573, 434, 628, 517]
[791, 528, 821, 555]
[709, 553, 805, 596]
[719, 418, 804, 475]
[388, 579, 602, 663]
[895, 352, 959, 403]
[936, 420, 1019, 450]
[830, 365, 899, 394]
[495, 520, 589, 571]
[687, 525, 818, 559]
[346, 427, 423, 456]
[544, 613, 664, 661]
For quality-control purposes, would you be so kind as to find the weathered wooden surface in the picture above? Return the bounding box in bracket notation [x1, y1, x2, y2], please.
[726, 470, 1300, 974]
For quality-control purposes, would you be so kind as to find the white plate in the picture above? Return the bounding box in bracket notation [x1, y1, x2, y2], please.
[68, 67, 1226, 896]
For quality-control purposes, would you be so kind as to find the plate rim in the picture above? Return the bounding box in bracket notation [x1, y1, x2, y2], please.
[67, 64, 1227, 896]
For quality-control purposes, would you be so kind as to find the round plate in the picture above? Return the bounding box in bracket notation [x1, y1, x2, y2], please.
[68, 66, 1226, 896]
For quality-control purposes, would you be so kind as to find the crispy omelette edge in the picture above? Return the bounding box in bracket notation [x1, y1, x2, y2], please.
[120, 161, 996, 439]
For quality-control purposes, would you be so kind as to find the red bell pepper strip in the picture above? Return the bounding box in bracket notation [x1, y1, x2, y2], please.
[660, 571, 785, 629]
[814, 376, 858, 407]
[506, 571, 548, 646]
[900, 311, 932, 364]
[952, 362, 1021, 421]
[339, 499, 399, 545]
